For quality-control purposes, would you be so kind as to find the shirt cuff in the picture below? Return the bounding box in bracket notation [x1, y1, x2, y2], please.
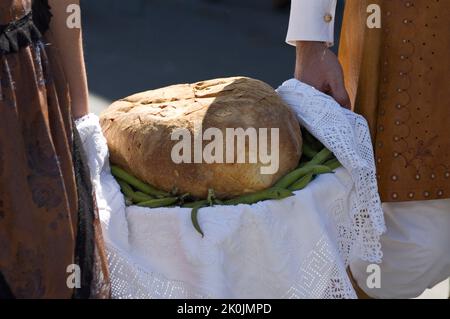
[286, 0, 337, 46]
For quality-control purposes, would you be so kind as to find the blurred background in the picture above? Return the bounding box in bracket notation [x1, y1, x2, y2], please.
[80, 0, 344, 113]
[80, 0, 448, 298]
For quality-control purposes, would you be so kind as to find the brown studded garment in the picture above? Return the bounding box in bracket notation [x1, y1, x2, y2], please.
[0, 0, 110, 298]
[339, 0, 450, 202]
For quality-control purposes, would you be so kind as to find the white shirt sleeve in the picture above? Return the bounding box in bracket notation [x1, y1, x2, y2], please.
[286, 0, 338, 46]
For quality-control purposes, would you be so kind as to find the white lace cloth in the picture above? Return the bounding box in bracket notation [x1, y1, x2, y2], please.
[276, 79, 386, 263]
[76, 80, 385, 299]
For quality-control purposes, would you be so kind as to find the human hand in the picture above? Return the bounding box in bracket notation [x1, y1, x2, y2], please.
[295, 41, 351, 109]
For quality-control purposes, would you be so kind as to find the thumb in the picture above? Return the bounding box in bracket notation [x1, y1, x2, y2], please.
[329, 80, 351, 109]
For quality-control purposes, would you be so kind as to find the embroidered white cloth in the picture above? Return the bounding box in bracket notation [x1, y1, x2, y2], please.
[76, 80, 385, 299]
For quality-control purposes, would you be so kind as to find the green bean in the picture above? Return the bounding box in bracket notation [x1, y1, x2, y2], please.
[117, 180, 136, 199]
[207, 189, 215, 207]
[275, 162, 333, 188]
[111, 165, 169, 198]
[302, 143, 318, 159]
[275, 166, 311, 189]
[117, 180, 156, 203]
[275, 149, 333, 189]
[224, 188, 294, 206]
[134, 191, 155, 202]
[137, 197, 179, 208]
[191, 204, 208, 238]
[312, 165, 333, 175]
[189, 196, 213, 237]
[324, 158, 342, 170]
[289, 173, 314, 191]
[308, 148, 334, 166]
[288, 165, 332, 191]
[297, 160, 309, 169]
[274, 164, 322, 189]
[183, 200, 209, 208]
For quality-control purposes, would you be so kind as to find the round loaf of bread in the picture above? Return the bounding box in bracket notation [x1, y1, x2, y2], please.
[100, 77, 302, 199]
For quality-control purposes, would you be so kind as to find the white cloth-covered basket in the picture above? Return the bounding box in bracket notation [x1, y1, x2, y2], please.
[76, 79, 385, 299]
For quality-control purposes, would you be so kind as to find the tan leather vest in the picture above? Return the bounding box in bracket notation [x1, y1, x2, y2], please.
[339, 0, 450, 202]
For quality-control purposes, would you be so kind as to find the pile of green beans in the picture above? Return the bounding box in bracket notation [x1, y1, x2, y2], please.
[111, 132, 342, 238]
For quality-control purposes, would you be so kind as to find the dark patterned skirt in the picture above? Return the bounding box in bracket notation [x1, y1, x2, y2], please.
[0, 0, 110, 298]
